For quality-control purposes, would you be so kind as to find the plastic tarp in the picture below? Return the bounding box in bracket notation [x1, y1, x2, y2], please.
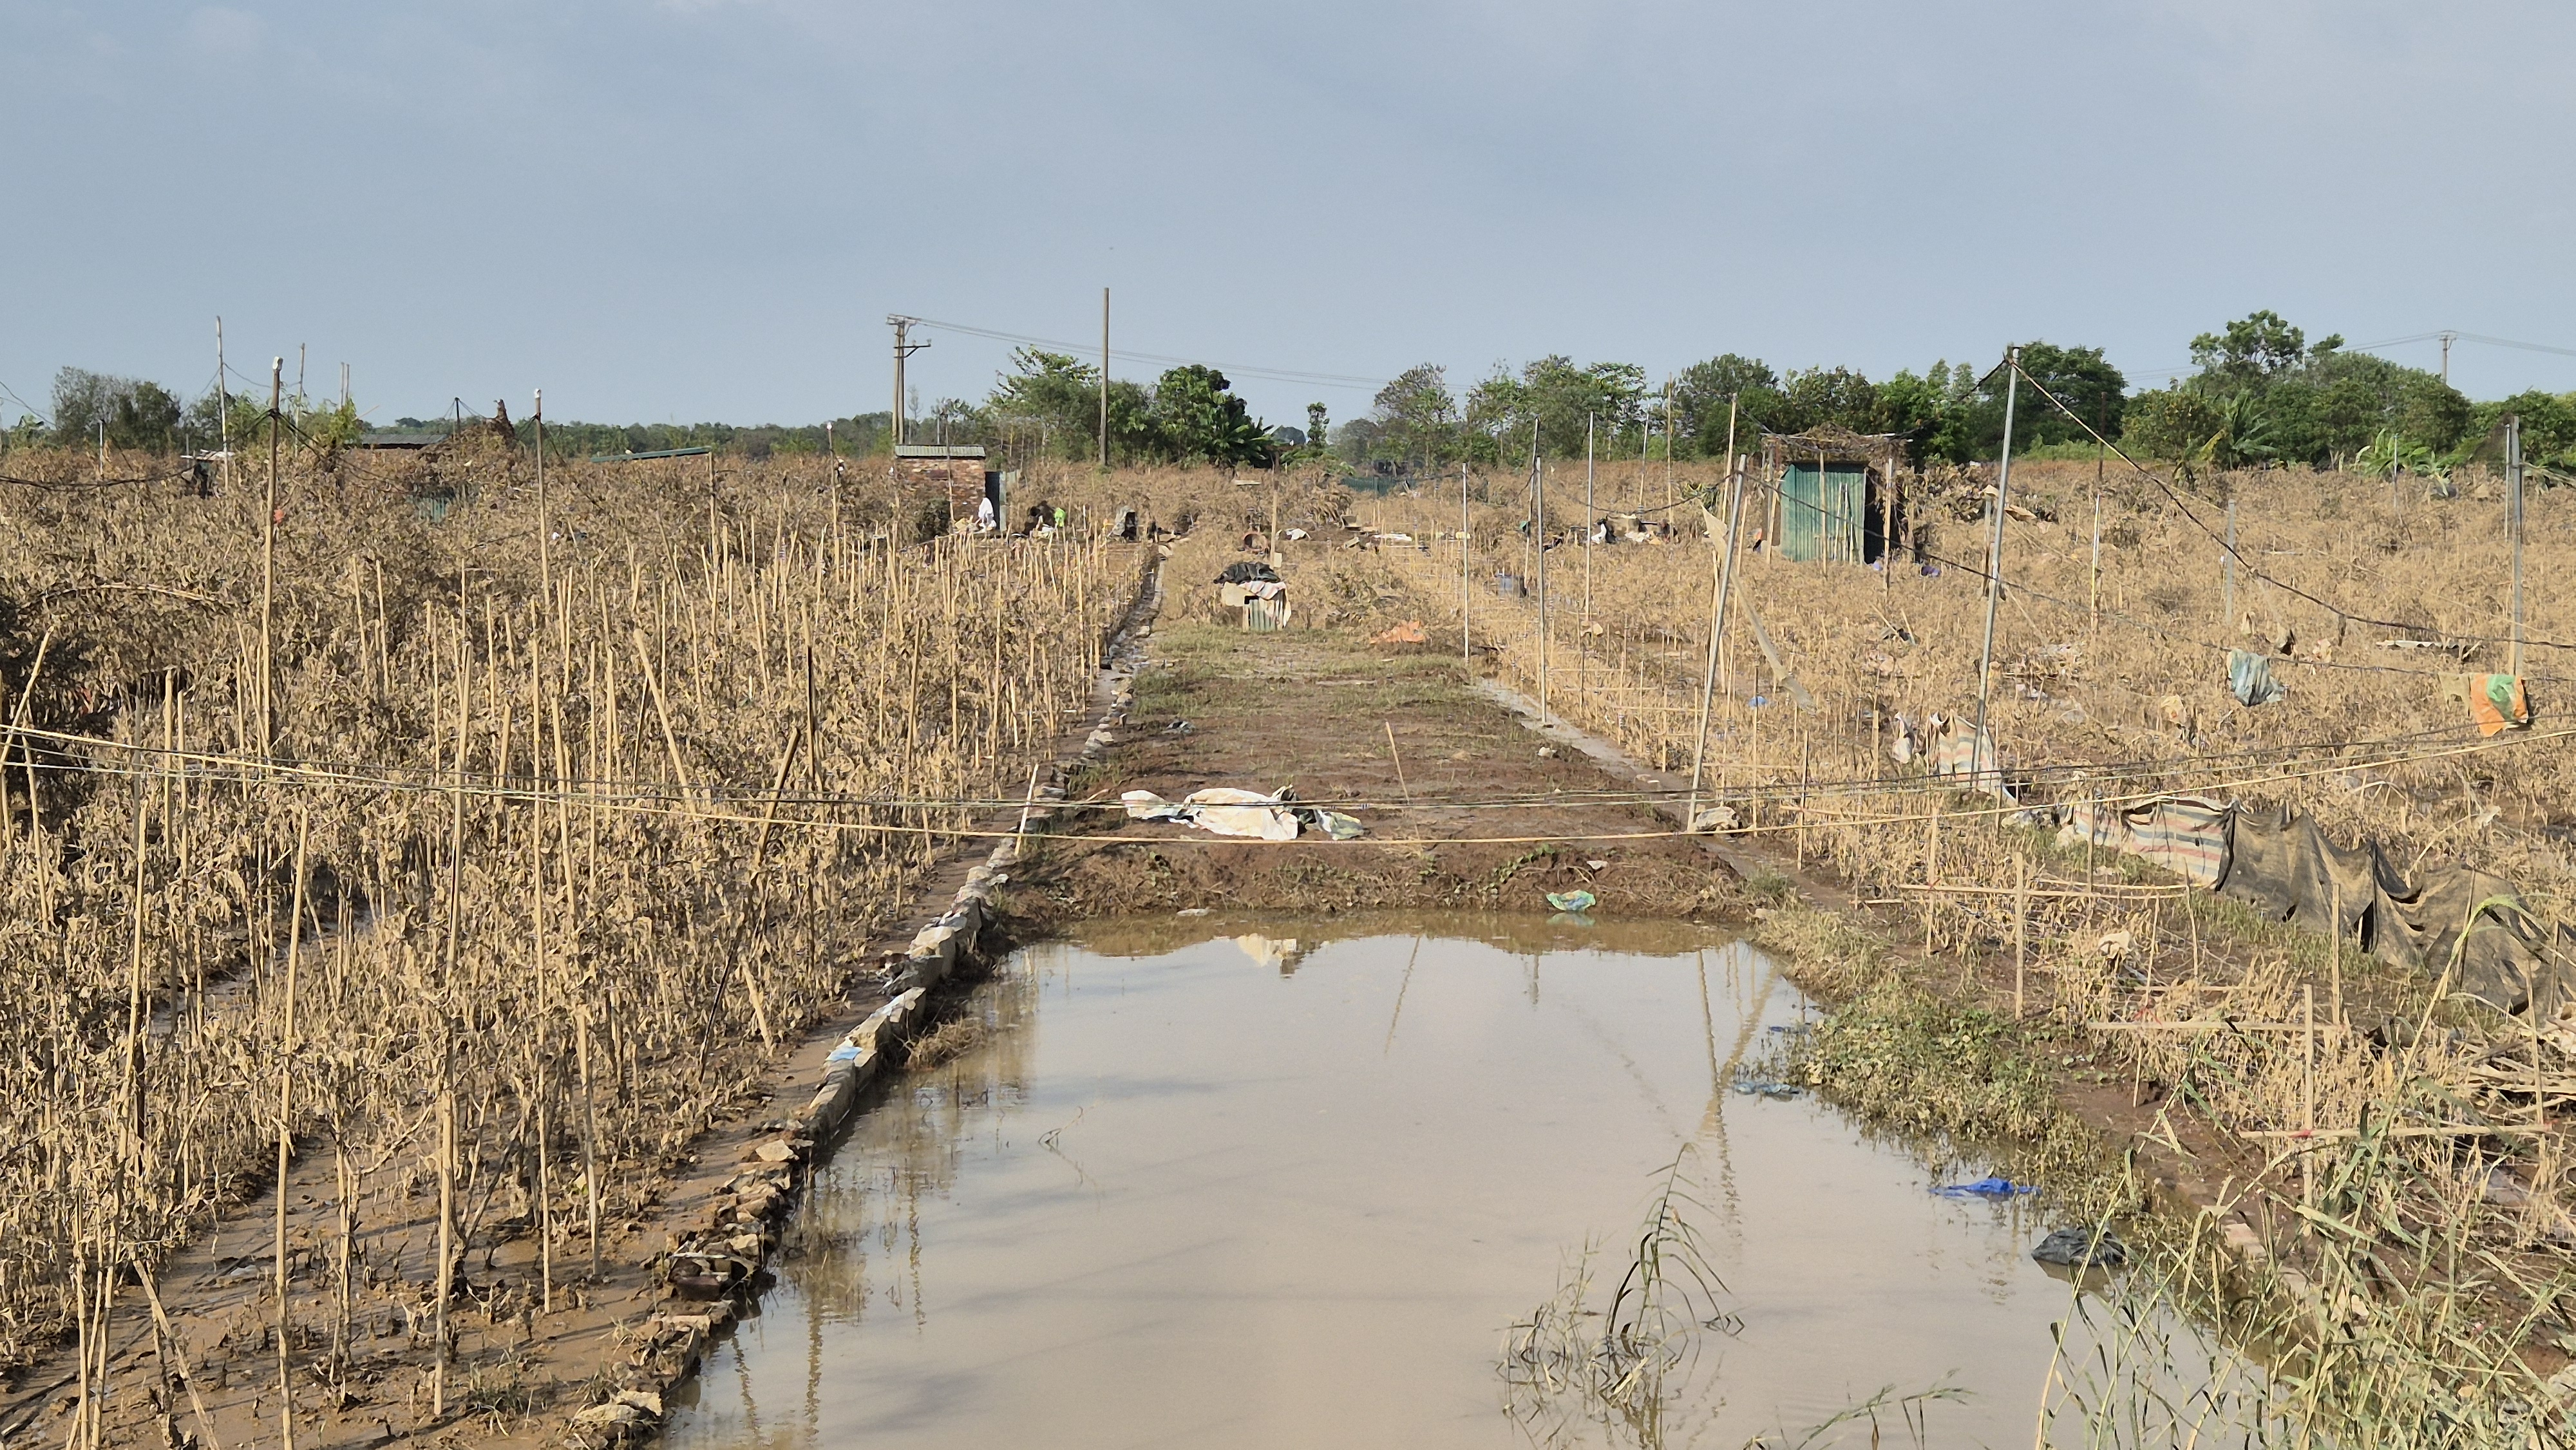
[1923, 712, 2015, 802]
[2442, 673, 2532, 737]
[2054, 795, 2230, 888]
[1121, 787, 1365, 843]
[2217, 803, 2566, 1015]
[2228, 648, 2287, 706]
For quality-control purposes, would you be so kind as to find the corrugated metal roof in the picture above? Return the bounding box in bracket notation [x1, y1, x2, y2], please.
[894, 444, 987, 458]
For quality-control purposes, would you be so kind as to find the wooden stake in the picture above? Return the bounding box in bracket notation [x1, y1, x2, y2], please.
[277, 809, 309, 1450]
[2014, 853, 2029, 1021]
[2329, 878, 2345, 1027]
[2301, 983, 2316, 1213]
[1384, 720, 1410, 804]
[136, 1270, 225, 1450]
[261, 358, 281, 757]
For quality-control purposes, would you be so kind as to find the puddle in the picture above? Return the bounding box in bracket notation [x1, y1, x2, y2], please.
[661, 918, 2237, 1448]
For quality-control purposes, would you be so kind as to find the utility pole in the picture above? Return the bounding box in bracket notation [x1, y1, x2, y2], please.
[1099, 288, 1111, 469]
[888, 315, 926, 450]
[1584, 413, 1595, 617]
[2440, 331, 2457, 386]
[2509, 413, 2526, 677]
[1972, 346, 2021, 798]
[1460, 462, 1472, 663]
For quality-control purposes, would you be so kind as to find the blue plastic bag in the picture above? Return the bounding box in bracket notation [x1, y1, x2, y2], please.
[1933, 1176, 2037, 1198]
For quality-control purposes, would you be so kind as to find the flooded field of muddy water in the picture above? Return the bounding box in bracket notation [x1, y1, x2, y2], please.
[663, 916, 2244, 1449]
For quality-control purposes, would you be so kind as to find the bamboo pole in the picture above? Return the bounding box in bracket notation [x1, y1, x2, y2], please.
[2014, 853, 2029, 1020]
[261, 358, 281, 758]
[276, 809, 309, 1450]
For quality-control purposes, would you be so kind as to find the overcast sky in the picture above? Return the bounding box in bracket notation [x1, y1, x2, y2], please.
[6, 0, 2573, 429]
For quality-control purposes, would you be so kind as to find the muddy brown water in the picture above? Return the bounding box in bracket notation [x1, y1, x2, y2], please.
[661, 916, 2230, 1448]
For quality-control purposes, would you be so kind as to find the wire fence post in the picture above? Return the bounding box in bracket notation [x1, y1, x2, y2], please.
[2509, 413, 2525, 678]
[1971, 346, 2020, 799]
[1687, 447, 1748, 829]
[2222, 496, 2237, 637]
[1459, 462, 1471, 662]
[2014, 853, 2029, 1020]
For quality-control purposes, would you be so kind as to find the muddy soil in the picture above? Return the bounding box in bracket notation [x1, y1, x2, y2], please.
[998, 623, 1754, 925]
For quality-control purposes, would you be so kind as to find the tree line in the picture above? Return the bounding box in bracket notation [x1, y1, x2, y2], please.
[1340, 311, 2572, 476]
[14, 311, 2571, 476]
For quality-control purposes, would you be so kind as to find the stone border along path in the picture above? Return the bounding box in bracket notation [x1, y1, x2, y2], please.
[562, 554, 1166, 1445]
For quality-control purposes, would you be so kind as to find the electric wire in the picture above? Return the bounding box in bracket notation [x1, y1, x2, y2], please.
[2005, 356, 2576, 654]
[905, 314, 1387, 392]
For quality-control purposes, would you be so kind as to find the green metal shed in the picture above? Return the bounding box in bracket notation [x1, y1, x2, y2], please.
[1760, 428, 1905, 564]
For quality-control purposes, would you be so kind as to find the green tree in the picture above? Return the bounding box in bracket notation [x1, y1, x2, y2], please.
[2009, 342, 2127, 446]
[1151, 365, 1272, 467]
[2466, 390, 2576, 468]
[2204, 391, 2277, 469]
[1879, 362, 1979, 464]
[1672, 353, 1784, 456]
[1516, 355, 1647, 457]
[987, 347, 1105, 459]
[52, 368, 182, 452]
[2121, 386, 2224, 464]
[1773, 366, 1880, 435]
[2188, 310, 2337, 393]
[1370, 364, 1459, 468]
[1305, 402, 1330, 457]
[1104, 379, 1164, 464]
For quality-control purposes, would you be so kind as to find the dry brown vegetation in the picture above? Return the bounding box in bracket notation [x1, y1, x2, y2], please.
[0, 438, 1206, 1440]
[1348, 455, 2576, 1429]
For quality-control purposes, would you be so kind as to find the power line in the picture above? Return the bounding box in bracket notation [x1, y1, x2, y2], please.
[905, 314, 1388, 392]
[2005, 358, 2576, 655]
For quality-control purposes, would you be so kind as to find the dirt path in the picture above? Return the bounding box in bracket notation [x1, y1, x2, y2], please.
[1000, 621, 1754, 924]
[1003, 616, 2255, 1248]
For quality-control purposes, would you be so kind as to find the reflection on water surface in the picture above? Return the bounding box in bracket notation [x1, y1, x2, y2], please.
[660, 916, 2167, 1448]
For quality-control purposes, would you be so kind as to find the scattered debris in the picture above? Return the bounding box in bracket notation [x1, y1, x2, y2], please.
[1732, 1078, 1804, 1100]
[1370, 619, 1429, 645]
[2031, 1226, 2127, 1269]
[1544, 889, 1597, 914]
[2441, 672, 2530, 736]
[1121, 787, 1367, 842]
[2227, 648, 2286, 706]
[1932, 1177, 2038, 1199]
